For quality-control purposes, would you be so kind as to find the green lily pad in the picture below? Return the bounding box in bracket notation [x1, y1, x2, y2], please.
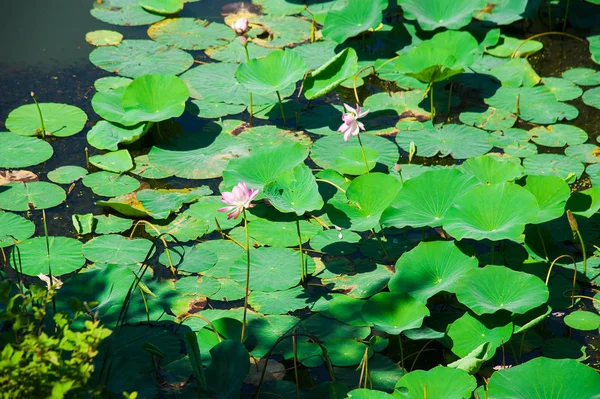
[567, 186, 600, 218]
[322, 0, 387, 43]
[249, 15, 312, 48]
[185, 196, 241, 234]
[47, 166, 88, 184]
[444, 182, 539, 242]
[229, 247, 313, 292]
[94, 76, 132, 92]
[504, 141, 538, 157]
[320, 260, 393, 297]
[0, 132, 53, 168]
[488, 58, 541, 87]
[263, 164, 323, 215]
[87, 120, 147, 151]
[455, 266, 549, 315]
[459, 107, 516, 131]
[362, 292, 429, 335]
[485, 86, 579, 124]
[145, 212, 208, 242]
[174, 276, 221, 297]
[149, 125, 250, 180]
[346, 389, 392, 399]
[94, 215, 133, 235]
[187, 100, 246, 119]
[473, 0, 532, 25]
[0, 182, 66, 211]
[487, 35, 543, 58]
[543, 77, 583, 101]
[91, 86, 141, 127]
[236, 125, 311, 148]
[460, 155, 524, 185]
[290, 40, 338, 70]
[301, 313, 371, 341]
[82, 234, 154, 265]
[399, 0, 484, 30]
[6, 103, 87, 137]
[523, 175, 570, 223]
[382, 169, 477, 228]
[565, 143, 600, 164]
[324, 338, 370, 367]
[252, 0, 305, 15]
[564, 310, 600, 330]
[587, 163, 600, 186]
[139, 0, 183, 14]
[0, 212, 35, 248]
[529, 124, 588, 147]
[235, 49, 307, 96]
[222, 142, 307, 191]
[248, 286, 319, 315]
[190, 240, 244, 278]
[335, 146, 379, 175]
[147, 18, 234, 50]
[12, 236, 84, 276]
[487, 357, 600, 399]
[388, 241, 478, 302]
[303, 48, 358, 100]
[90, 0, 165, 26]
[236, 218, 321, 247]
[73, 214, 95, 235]
[396, 124, 491, 159]
[85, 30, 123, 46]
[158, 243, 217, 273]
[562, 67, 600, 86]
[447, 312, 513, 361]
[309, 229, 361, 256]
[205, 41, 275, 64]
[589, 34, 600, 64]
[523, 153, 585, 181]
[394, 366, 477, 399]
[89, 40, 194, 78]
[89, 150, 134, 173]
[82, 172, 140, 197]
[328, 173, 402, 231]
[136, 187, 211, 219]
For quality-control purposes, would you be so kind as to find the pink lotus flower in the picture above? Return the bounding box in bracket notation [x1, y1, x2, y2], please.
[218, 182, 259, 220]
[338, 103, 369, 141]
[232, 17, 249, 35]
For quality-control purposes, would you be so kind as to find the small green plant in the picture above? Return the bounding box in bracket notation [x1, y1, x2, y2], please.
[0, 281, 112, 398]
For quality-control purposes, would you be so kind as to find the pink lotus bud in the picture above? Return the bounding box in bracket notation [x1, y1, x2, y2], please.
[233, 17, 249, 35]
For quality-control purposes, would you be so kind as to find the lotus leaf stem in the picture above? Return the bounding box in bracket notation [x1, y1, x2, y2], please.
[409, 339, 434, 371]
[214, 217, 246, 249]
[241, 208, 251, 343]
[176, 314, 222, 342]
[244, 44, 254, 126]
[570, 295, 600, 303]
[537, 226, 549, 261]
[130, 220, 176, 276]
[315, 178, 346, 193]
[296, 217, 306, 285]
[562, 0, 570, 32]
[510, 31, 585, 59]
[371, 228, 389, 260]
[42, 210, 56, 315]
[276, 90, 286, 125]
[352, 65, 376, 105]
[544, 254, 576, 285]
[356, 133, 371, 174]
[398, 334, 405, 371]
[30, 92, 47, 139]
[309, 213, 330, 229]
[292, 331, 300, 399]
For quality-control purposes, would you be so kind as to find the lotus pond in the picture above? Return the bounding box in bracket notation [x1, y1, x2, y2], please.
[2, 0, 600, 397]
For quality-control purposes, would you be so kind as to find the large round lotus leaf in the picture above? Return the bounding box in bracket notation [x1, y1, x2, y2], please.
[229, 247, 313, 292]
[324, 295, 370, 327]
[362, 292, 429, 335]
[0, 212, 35, 248]
[205, 41, 275, 63]
[48, 165, 88, 184]
[297, 103, 345, 136]
[303, 48, 358, 100]
[94, 215, 133, 235]
[488, 58, 540, 88]
[488, 127, 530, 147]
[459, 107, 516, 131]
[487, 357, 600, 399]
[309, 229, 361, 256]
[235, 49, 307, 96]
[301, 313, 371, 341]
[311, 134, 399, 171]
[241, 218, 321, 247]
[89, 150, 134, 173]
[396, 124, 491, 159]
[459, 155, 524, 185]
[529, 124, 588, 147]
[382, 169, 477, 229]
[149, 127, 251, 180]
[346, 389, 393, 399]
[185, 196, 241, 234]
[444, 182, 539, 242]
[328, 173, 402, 231]
[290, 40, 338, 70]
[486, 35, 543, 58]
[0, 132, 53, 168]
[564, 310, 600, 331]
[222, 142, 307, 191]
[145, 211, 208, 242]
[322, 0, 387, 43]
[236, 125, 311, 149]
[139, 0, 183, 14]
[87, 120, 147, 151]
[181, 63, 281, 105]
[523, 175, 570, 224]
[85, 30, 123, 46]
[0, 182, 66, 211]
[399, 0, 484, 30]
[158, 243, 217, 273]
[473, 0, 531, 24]
[94, 76, 132, 92]
[174, 276, 220, 297]
[12, 236, 84, 276]
[247, 15, 311, 48]
[187, 100, 246, 119]
[83, 234, 154, 265]
[562, 67, 600, 86]
[583, 86, 600, 110]
[89, 40, 194, 78]
[543, 77, 583, 101]
[323, 338, 370, 367]
[263, 164, 323, 215]
[248, 286, 319, 315]
[394, 366, 476, 399]
[321, 261, 393, 299]
[447, 312, 513, 361]
[136, 186, 211, 219]
[504, 141, 538, 157]
[485, 86, 578, 124]
[568, 186, 600, 218]
[6, 103, 87, 137]
[90, 0, 165, 26]
[148, 18, 234, 50]
[455, 266, 549, 315]
[83, 172, 140, 197]
[121, 74, 189, 122]
[523, 153, 585, 181]
[590, 34, 600, 64]
[91, 87, 142, 127]
[388, 241, 478, 302]
[565, 143, 600, 164]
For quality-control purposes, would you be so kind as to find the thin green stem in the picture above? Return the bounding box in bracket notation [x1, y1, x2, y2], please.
[562, 0, 570, 32]
[276, 90, 286, 125]
[356, 133, 370, 174]
[292, 332, 300, 399]
[575, 230, 587, 276]
[429, 82, 435, 122]
[398, 334, 405, 371]
[241, 209, 251, 343]
[30, 92, 46, 139]
[244, 44, 254, 126]
[296, 218, 306, 285]
[42, 210, 56, 315]
[371, 228, 388, 260]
